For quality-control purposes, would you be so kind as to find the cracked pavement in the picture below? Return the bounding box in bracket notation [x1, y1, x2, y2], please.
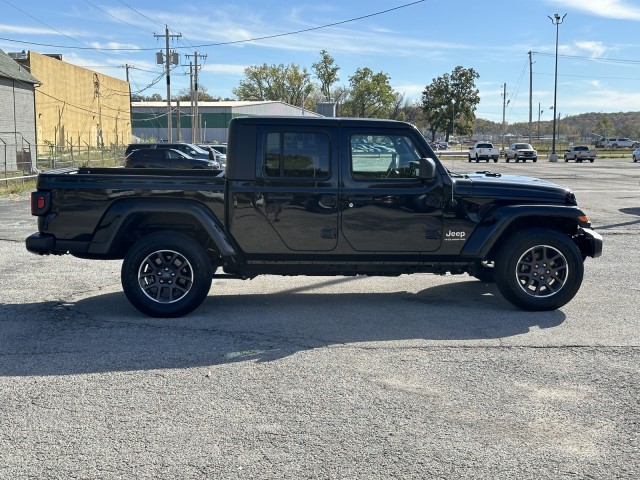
[0, 159, 638, 479]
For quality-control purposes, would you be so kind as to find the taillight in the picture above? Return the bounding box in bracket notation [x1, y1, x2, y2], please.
[31, 191, 51, 216]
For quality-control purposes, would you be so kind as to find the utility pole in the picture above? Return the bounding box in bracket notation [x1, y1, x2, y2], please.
[154, 25, 181, 142]
[186, 51, 207, 143]
[176, 100, 181, 142]
[124, 64, 133, 142]
[538, 102, 544, 140]
[501, 83, 509, 152]
[528, 51, 533, 144]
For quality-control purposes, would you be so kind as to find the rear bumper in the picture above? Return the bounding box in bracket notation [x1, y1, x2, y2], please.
[576, 227, 603, 258]
[25, 232, 55, 254]
[25, 232, 89, 256]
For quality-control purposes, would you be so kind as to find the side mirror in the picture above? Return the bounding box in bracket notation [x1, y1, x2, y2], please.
[468, 146, 473, 150]
[419, 158, 437, 180]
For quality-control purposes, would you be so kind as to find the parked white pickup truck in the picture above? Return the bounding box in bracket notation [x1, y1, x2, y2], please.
[564, 146, 597, 163]
[468, 142, 500, 162]
[505, 143, 538, 162]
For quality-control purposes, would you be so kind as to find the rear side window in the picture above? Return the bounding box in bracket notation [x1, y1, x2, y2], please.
[264, 132, 330, 178]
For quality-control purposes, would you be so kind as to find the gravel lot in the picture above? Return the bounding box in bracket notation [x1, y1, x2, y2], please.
[1, 158, 638, 479]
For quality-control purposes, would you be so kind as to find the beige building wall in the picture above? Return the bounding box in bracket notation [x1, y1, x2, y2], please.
[28, 51, 131, 150]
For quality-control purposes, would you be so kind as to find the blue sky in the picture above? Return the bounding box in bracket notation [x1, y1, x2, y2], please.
[1, 0, 640, 123]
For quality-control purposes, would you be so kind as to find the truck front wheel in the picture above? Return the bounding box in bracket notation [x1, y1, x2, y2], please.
[494, 229, 583, 311]
[121, 232, 213, 317]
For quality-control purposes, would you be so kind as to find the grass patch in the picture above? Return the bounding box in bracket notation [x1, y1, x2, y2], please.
[0, 178, 36, 197]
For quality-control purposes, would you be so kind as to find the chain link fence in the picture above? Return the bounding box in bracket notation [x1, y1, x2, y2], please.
[1, 142, 126, 187]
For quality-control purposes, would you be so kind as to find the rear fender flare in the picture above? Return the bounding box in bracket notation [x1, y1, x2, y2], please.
[87, 198, 237, 259]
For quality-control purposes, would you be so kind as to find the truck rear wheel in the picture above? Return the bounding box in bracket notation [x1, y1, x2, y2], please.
[494, 229, 583, 311]
[121, 232, 213, 317]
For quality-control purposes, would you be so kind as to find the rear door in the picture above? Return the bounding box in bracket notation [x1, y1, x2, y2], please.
[340, 128, 445, 253]
[253, 126, 339, 252]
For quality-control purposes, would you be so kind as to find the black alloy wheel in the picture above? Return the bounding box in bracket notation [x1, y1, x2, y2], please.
[121, 232, 213, 317]
[494, 229, 583, 311]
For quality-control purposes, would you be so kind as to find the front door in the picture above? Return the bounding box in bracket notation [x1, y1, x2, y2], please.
[340, 129, 444, 253]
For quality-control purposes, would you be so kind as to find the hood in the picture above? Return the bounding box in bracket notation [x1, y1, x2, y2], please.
[454, 171, 575, 204]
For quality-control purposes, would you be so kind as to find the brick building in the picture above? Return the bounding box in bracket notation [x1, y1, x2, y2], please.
[14, 51, 131, 155]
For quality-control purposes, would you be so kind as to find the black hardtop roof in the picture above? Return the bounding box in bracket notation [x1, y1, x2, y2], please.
[230, 116, 413, 129]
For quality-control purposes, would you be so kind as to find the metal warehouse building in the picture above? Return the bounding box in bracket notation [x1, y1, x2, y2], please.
[131, 101, 323, 145]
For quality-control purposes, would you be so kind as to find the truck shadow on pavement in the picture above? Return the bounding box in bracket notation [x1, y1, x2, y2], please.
[0, 279, 566, 376]
[597, 207, 640, 229]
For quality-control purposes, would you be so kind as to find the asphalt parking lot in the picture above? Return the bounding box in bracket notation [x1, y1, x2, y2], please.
[1, 158, 638, 479]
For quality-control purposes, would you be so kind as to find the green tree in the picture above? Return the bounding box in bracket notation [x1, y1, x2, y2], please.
[176, 85, 216, 102]
[233, 63, 314, 107]
[345, 67, 396, 118]
[596, 114, 613, 137]
[312, 50, 340, 102]
[422, 66, 480, 141]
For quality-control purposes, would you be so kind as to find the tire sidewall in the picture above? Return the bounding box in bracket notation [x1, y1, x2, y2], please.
[121, 232, 213, 317]
[494, 229, 584, 311]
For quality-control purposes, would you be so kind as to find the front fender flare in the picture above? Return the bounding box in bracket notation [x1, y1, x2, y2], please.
[460, 204, 586, 259]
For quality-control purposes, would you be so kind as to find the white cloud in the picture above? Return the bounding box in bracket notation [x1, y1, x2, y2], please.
[201, 64, 247, 76]
[0, 24, 59, 35]
[87, 42, 140, 51]
[552, 0, 640, 20]
[574, 41, 608, 57]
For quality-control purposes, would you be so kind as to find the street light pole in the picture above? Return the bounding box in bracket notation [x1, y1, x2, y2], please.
[451, 98, 456, 141]
[548, 12, 566, 161]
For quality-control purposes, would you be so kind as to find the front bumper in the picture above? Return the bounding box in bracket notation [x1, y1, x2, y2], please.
[576, 227, 603, 258]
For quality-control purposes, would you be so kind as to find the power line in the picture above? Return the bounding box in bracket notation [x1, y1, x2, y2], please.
[533, 51, 640, 65]
[81, 0, 156, 34]
[116, 0, 165, 28]
[0, 0, 128, 62]
[0, 1, 425, 51]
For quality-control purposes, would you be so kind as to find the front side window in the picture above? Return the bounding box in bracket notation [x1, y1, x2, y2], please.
[264, 131, 330, 178]
[350, 134, 422, 180]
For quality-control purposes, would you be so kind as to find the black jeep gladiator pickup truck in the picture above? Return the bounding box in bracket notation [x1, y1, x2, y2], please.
[26, 116, 602, 317]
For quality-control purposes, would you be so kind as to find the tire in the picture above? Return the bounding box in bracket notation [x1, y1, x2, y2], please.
[533, 158, 537, 163]
[613, 144, 618, 149]
[121, 231, 213, 318]
[564, 156, 569, 162]
[506, 157, 510, 163]
[633, 155, 637, 162]
[494, 229, 584, 311]
[589, 159, 594, 163]
[468, 155, 472, 162]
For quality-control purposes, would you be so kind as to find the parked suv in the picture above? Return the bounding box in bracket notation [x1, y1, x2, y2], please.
[124, 148, 219, 170]
[125, 143, 221, 168]
[603, 138, 636, 149]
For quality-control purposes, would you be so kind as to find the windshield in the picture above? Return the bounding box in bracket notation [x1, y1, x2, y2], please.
[189, 144, 209, 154]
[515, 144, 533, 149]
